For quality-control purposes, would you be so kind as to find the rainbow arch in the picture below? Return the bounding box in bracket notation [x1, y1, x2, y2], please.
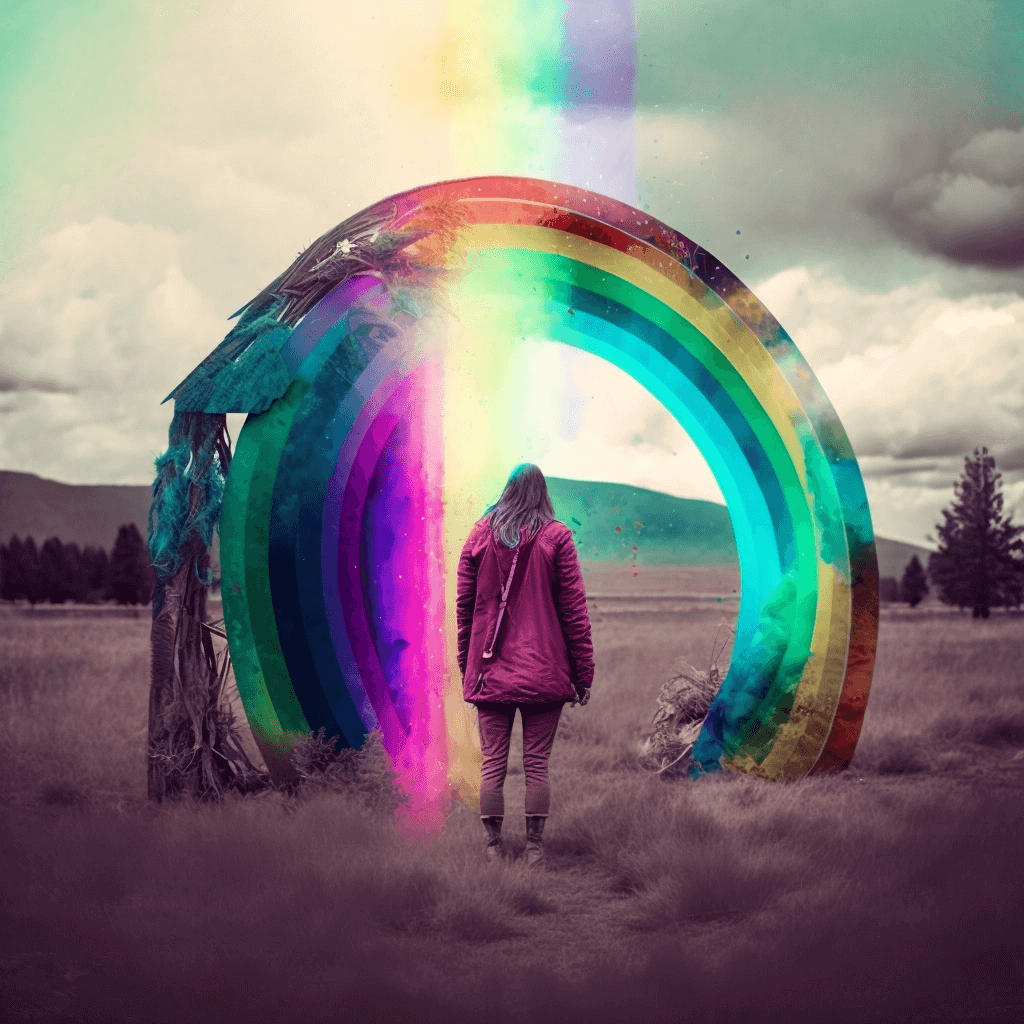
[218, 176, 878, 816]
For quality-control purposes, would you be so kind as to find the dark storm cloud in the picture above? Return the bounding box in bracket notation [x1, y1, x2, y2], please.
[631, 91, 1024, 299]
[0, 370, 78, 395]
[886, 430, 1001, 462]
[872, 128, 1024, 269]
[857, 458, 945, 479]
[598, 2, 1024, 294]
[998, 440, 1024, 473]
[859, 455, 1023, 495]
[859, 434, 1024, 477]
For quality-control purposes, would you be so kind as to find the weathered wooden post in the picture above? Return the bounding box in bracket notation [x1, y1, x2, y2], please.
[147, 409, 263, 800]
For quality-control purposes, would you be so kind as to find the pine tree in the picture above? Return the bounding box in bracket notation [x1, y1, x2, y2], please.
[81, 545, 110, 602]
[928, 448, 1024, 618]
[2, 537, 23, 601]
[900, 555, 928, 608]
[21, 537, 44, 605]
[62, 542, 89, 603]
[39, 537, 72, 603]
[109, 524, 155, 605]
[3, 536, 48, 603]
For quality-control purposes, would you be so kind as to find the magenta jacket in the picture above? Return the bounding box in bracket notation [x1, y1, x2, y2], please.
[457, 518, 595, 704]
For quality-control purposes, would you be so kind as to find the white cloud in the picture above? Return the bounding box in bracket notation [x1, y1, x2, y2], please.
[816, 303, 1024, 462]
[0, 0, 450, 483]
[755, 266, 1024, 542]
[534, 346, 724, 503]
[3, 0, 1022, 556]
[0, 216, 226, 484]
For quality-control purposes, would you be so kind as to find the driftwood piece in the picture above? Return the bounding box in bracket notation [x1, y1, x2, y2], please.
[148, 538, 266, 801]
[147, 413, 268, 801]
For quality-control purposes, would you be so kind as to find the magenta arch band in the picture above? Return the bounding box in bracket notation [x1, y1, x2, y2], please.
[218, 176, 879, 812]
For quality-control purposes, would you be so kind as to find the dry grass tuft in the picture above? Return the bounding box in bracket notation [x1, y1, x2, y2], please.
[289, 727, 407, 816]
[2, 604, 1024, 1023]
[932, 699, 1024, 747]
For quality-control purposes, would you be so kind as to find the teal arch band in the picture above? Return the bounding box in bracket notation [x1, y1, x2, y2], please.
[433, 176, 876, 775]
[212, 174, 877, 785]
[224, 242, 841, 774]
[459, 249, 832, 765]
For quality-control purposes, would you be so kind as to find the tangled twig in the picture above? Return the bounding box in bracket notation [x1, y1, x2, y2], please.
[637, 623, 732, 778]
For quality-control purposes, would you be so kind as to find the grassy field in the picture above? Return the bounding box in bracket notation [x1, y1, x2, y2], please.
[2, 586, 1023, 1024]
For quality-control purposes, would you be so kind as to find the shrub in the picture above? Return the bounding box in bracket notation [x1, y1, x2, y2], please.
[900, 556, 928, 607]
[637, 657, 720, 778]
[879, 576, 900, 603]
[289, 727, 408, 816]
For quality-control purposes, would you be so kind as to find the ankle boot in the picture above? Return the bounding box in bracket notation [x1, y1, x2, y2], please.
[524, 815, 546, 867]
[481, 815, 505, 862]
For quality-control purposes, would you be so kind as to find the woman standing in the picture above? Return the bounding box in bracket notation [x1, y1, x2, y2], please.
[456, 464, 594, 866]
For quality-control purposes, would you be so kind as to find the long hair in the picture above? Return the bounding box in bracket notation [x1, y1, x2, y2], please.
[484, 464, 556, 547]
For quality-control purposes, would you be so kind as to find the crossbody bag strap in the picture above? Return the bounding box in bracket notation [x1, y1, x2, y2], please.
[481, 540, 520, 659]
[481, 525, 543, 659]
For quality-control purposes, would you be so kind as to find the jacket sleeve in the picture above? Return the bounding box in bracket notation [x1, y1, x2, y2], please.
[456, 528, 480, 678]
[553, 527, 595, 689]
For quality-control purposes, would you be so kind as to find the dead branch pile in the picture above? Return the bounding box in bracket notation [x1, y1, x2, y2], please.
[638, 658, 721, 778]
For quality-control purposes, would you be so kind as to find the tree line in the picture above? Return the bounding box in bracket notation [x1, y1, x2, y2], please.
[880, 557, 928, 607]
[880, 448, 1024, 617]
[0, 524, 155, 605]
[3, 448, 1020, 615]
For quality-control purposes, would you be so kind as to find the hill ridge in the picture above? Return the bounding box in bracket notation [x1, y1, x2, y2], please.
[1, 469, 933, 577]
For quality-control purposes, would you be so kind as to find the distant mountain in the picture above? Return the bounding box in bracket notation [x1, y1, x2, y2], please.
[0, 470, 221, 571]
[0, 470, 932, 577]
[547, 477, 737, 564]
[0, 471, 154, 550]
[548, 477, 934, 576]
[873, 536, 936, 581]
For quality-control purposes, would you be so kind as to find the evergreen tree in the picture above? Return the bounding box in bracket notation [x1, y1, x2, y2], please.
[62, 542, 89, 603]
[21, 537, 44, 604]
[879, 576, 900, 603]
[900, 555, 928, 608]
[109, 524, 155, 605]
[2, 537, 23, 601]
[928, 448, 1024, 618]
[39, 537, 72, 603]
[2, 535, 47, 603]
[81, 545, 110, 602]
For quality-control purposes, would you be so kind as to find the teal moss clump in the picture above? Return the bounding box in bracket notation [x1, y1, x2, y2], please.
[149, 295, 297, 615]
[148, 412, 227, 589]
[164, 294, 294, 415]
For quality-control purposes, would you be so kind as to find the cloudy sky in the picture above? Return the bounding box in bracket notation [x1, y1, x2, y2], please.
[1, 0, 1022, 546]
